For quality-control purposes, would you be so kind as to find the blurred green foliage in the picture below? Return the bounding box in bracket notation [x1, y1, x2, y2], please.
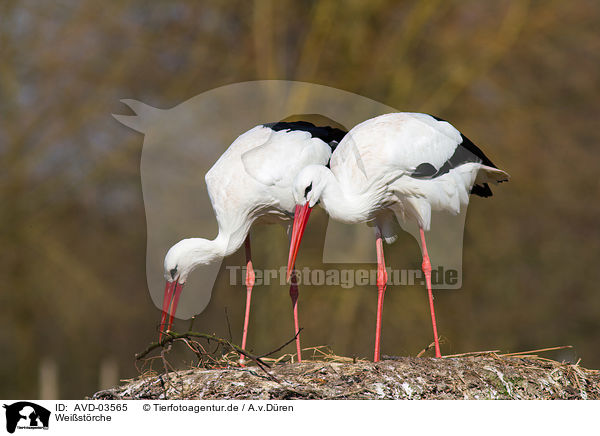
[1, 0, 599, 398]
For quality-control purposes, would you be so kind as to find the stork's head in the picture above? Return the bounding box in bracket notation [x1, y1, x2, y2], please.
[292, 164, 329, 208]
[159, 238, 215, 341]
[164, 239, 198, 284]
[287, 165, 330, 281]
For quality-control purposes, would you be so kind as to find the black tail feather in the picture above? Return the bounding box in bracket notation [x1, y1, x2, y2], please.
[471, 183, 493, 197]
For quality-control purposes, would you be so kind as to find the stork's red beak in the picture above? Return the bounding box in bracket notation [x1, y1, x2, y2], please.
[287, 203, 312, 282]
[159, 280, 183, 342]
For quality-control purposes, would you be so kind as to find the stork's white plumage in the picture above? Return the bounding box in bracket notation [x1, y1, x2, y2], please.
[161, 120, 346, 362]
[287, 112, 509, 361]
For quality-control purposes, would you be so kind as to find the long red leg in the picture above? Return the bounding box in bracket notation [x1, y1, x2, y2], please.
[420, 228, 441, 358]
[374, 229, 388, 362]
[289, 265, 302, 362]
[240, 235, 255, 364]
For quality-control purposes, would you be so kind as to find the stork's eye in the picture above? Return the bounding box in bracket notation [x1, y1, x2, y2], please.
[304, 182, 313, 199]
[170, 267, 178, 279]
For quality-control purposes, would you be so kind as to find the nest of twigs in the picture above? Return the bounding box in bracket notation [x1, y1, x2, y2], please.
[90, 331, 600, 400]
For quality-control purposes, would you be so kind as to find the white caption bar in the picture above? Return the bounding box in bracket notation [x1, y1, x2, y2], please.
[0, 400, 595, 435]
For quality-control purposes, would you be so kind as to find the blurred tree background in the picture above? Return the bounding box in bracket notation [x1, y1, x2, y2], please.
[1, 0, 599, 399]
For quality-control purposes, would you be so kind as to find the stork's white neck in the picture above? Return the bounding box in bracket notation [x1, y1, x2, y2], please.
[166, 223, 251, 282]
[185, 232, 238, 264]
[200, 222, 252, 259]
[316, 167, 379, 224]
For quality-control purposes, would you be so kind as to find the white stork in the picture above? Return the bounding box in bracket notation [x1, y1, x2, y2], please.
[286, 113, 509, 361]
[160, 119, 346, 363]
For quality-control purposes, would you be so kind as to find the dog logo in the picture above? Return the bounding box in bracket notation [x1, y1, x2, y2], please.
[3, 402, 50, 433]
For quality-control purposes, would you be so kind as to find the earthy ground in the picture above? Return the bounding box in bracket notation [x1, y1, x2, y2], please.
[92, 352, 600, 400]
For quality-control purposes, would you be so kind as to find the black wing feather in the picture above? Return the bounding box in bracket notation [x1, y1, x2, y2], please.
[412, 115, 500, 198]
[263, 121, 347, 152]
